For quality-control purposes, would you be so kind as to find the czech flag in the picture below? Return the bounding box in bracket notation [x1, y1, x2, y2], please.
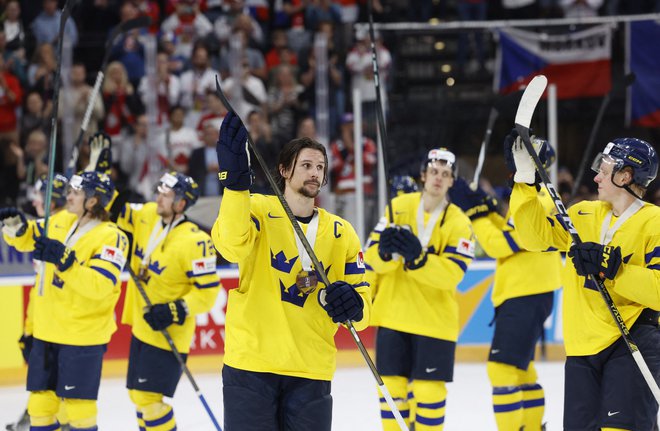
[495, 25, 613, 99]
[627, 20, 660, 127]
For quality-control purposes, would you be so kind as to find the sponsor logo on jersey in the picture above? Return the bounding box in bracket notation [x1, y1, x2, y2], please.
[356, 251, 365, 269]
[267, 212, 282, 219]
[192, 257, 216, 275]
[456, 238, 475, 258]
[577, 210, 592, 215]
[101, 246, 126, 267]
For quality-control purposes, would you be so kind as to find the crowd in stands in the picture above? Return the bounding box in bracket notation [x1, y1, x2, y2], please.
[0, 0, 659, 217]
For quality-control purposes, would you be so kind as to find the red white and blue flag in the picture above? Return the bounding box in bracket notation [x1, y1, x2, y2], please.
[495, 25, 613, 99]
[626, 20, 660, 127]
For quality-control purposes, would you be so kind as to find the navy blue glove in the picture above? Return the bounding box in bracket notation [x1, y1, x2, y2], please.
[503, 128, 519, 176]
[18, 334, 33, 363]
[449, 177, 497, 220]
[321, 281, 364, 323]
[378, 227, 398, 261]
[217, 111, 253, 191]
[0, 207, 27, 237]
[34, 237, 76, 271]
[391, 228, 424, 268]
[568, 242, 622, 281]
[143, 299, 188, 331]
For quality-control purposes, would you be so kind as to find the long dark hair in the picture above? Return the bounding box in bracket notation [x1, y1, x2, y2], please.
[275, 137, 329, 192]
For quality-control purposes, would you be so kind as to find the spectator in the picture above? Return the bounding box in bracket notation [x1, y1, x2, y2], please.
[22, 130, 49, 188]
[60, 63, 105, 146]
[31, 0, 79, 47]
[159, 31, 190, 76]
[330, 112, 377, 233]
[167, 105, 200, 173]
[305, 0, 342, 33]
[282, 0, 311, 55]
[296, 115, 317, 139]
[110, 3, 147, 89]
[195, 90, 227, 134]
[267, 64, 303, 147]
[102, 61, 142, 145]
[0, 138, 24, 206]
[221, 56, 267, 120]
[214, 0, 264, 48]
[265, 29, 298, 81]
[138, 51, 181, 126]
[0, 54, 23, 143]
[247, 109, 277, 193]
[134, 0, 161, 33]
[218, 29, 267, 81]
[345, 28, 390, 139]
[179, 43, 216, 128]
[161, 0, 213, 40]
[27, 43, 56, 89]
[188, 122, 222, 196]
[3, 1, 26, 53]
[20, 91, 50, 147]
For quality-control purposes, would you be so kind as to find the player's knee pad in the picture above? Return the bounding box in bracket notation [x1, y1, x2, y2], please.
[412, 380, 447, 429]
[520, 361, 539, 385]
[380, 376, 411, 429]
[141, 401, 176, 431]
[129, 389, 164, 408]
[28, 390, 60, 418]
[63, 398, 97, 430]
[487, 361, 522, 388]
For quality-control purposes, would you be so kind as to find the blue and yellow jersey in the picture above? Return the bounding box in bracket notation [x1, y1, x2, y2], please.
[211, 189, 371, 381]
[364, 192, 475, 342]
[3, 210, 128, 345]
[117, 202, 221, 354]
[472, 189, 562, 308]
[510, 183, 660, 356]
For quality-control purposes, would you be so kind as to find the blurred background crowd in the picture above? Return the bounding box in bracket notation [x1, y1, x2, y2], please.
[0, 0, 658, 240]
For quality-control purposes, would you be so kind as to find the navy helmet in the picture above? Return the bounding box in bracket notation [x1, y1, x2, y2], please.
[156, 172, 200, 209]
[591, 138, 658, 188]
[33, 173, 69, 208]
[421, 148, 457, 177]
[69, 171, 115, 207]
[391, 175, 419, 196]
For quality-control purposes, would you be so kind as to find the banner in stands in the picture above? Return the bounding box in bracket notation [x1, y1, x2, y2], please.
[627, 20, 660, 127]
[495, 24, 613, 99]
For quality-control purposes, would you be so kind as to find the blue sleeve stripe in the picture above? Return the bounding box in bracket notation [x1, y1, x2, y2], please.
[503, 231, 520, 253]
[194, 280, 220, 289]
[90, 266, 117, 285]
[648, 264, 660, 271]
[185, 270, 216, 278]
[251, 216, 260, 231]
[353, 281, 370, 288]
[90, 254, 123, 271]
[543, 247, 558, 252]
[447, 257, 467, 273]
[344, 262, 366, 275]
[444, 246, 458, 254]
[364, 263, 374, 271]
[645, 247, 660, 264]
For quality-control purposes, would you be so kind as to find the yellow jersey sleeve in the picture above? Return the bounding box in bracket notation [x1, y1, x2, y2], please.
[181, 231, 222, 316]
[472, 212, 520, 259]
[212, 189, 259, 262]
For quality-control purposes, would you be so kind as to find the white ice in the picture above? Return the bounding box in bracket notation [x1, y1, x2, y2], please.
[0, 362, 568, 430]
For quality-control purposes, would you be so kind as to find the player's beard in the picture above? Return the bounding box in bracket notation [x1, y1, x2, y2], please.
[299, 181, 321, 198]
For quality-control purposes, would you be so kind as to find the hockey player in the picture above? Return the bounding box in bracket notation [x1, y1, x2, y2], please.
[211, 112, 371, 430]
[449, 133, 560, 431]
[116, 171, 221, 431]
[507, 135, 660, 431]
[0, 171, 128, 431]
[365, 148, 475, 431]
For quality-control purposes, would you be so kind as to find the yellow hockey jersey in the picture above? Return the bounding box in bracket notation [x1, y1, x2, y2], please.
[472, 189, 561, 308]
[211, 190, 371, 381]
[364, 192, 475, 341]
[510, 183, 660, 356]
[4, 210, 128, 345]
[117, 202, 221, 354]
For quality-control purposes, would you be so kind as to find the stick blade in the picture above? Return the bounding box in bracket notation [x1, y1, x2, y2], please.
[514, 75, 548, 129]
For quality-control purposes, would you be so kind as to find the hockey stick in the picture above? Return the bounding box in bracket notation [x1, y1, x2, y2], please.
[471, 90, 523, 190]
[367, 0, 396, 224]
[515, 74, 660, 403]
[40, 0, 77, 296]
[214, 77, 408, 431]
[66, 15, 152, 176]
[569, 73, 636, 201]
[126, 265, 223, 431]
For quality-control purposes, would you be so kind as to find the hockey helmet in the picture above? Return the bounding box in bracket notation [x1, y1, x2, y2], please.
[33, 173, 68, 208]
[591, 138, 658, 188]
[421, 148, 457, 177]
[69, 171, 115, 207]
[390, 175, 419, 196]
[156, 172, 200, 209]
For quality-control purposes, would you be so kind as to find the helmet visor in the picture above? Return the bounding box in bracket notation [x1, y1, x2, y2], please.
[591, 153, 622, 176]
[156, 172, 179, 195]
[69, 174, 84, 191]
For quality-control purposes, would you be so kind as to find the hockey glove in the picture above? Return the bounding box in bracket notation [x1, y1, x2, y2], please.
[0, 207, 27, 238]
[86, 131, 112, 174]
[568, 242, 622, 281]
[378, 227, 398, 261]
[34, 237, 76, 272]
[217, 111, 253, 191]
[143, 300, 188, 331]
[448, 177, 497, 220]
[18, 334, 33, 363]
[321, 281, 364, 323]
[392, 228, 425, 268]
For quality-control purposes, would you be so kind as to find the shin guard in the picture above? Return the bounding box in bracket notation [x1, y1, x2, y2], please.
[380, 376, 410, 431]
[412, 380, 447, 430]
